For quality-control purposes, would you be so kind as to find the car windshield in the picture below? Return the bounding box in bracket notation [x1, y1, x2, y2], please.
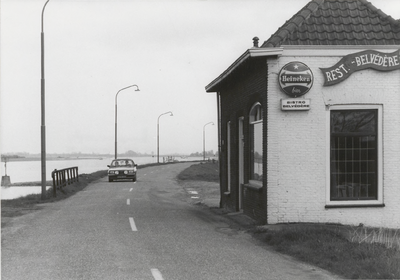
[111, 160, 134, 167]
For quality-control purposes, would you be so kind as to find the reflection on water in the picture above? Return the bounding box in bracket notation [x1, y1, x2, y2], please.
[1, 186, 51, 200]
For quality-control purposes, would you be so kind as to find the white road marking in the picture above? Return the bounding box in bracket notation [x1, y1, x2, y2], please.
[188, 190, 198, 194]
[129, 217, 137, 231]
[151, 268, 164, 280]
[191, 196, 200, 199]
[127, 199, 130, 205]
[129, 188, 133, 192]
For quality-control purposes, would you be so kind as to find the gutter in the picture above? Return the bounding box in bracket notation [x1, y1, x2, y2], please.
[205, 47, 283, 92]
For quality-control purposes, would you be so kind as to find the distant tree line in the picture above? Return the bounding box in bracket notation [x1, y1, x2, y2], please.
[1, 154, 24, 160]
[1, 150, 218, 159]
[189, 150, 216, 157]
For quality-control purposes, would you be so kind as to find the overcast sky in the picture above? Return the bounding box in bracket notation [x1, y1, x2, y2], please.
[1, 0, 399, 156]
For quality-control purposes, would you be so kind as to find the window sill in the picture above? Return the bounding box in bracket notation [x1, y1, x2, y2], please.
[325, 203, 385, 209]
[244, 182, 263, 193]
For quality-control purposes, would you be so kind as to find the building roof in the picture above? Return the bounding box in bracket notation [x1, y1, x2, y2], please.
[262, 0, 400, 47]
[206, 0, 400, 92]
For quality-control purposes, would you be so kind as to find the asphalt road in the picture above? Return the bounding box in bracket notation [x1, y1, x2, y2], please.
[1, 162, 338, 280]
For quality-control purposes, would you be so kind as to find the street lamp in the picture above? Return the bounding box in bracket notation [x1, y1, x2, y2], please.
[203, 122, 214, 161]
[114, 84, 140, 159]
[40, 0, 50, 200]
[157, 111, 173, 163]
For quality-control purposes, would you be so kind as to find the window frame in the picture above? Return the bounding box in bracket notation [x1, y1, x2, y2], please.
[326, 104, 383, 207]
[249, 102, 263, 187]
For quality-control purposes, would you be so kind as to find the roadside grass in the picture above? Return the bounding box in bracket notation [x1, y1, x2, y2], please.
[1, 170, 108, 219]
[177, 161, 219, 182]
[254, 224, 400, 279]
[349, 226, 400, 250]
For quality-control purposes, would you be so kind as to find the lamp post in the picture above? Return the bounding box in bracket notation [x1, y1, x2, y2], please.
[40, 0, 50, 200]
[203, 122, 214, 161]
[157, 111, 173, 163]
[114, 84, 140, 159]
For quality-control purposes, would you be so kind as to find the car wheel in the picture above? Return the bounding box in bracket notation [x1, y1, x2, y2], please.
[109, 178, 113, 182]
[133, 177, 136, 182]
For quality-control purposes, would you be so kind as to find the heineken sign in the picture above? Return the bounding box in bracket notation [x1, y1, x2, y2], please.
[278, 62, 314, 97]
[320, 49, 400, 86]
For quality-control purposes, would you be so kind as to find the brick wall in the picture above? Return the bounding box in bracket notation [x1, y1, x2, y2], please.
[267, 50, 400, 228]
[218, 58, 268, 222]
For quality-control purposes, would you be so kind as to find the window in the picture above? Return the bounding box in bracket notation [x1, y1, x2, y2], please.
[249, 103, 263, 185]
[328, 105, 382, 205]
[111, 159, 134, 167]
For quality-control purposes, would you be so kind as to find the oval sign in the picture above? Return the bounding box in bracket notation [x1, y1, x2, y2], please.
[278, 62, 313, 97]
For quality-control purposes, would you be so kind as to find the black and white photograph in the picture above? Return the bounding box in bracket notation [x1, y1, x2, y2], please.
[1, 0, 400, 279]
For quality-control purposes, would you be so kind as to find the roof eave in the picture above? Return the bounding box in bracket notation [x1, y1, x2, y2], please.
[205, 47, 283, 93]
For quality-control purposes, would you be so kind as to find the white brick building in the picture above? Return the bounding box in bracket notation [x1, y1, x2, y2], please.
[206, 0, 400, 228]
[267, 47, 400, 228]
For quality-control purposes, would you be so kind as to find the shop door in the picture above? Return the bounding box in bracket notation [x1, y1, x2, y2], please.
[227, 121, 231, 193]
[238, 117, 244, 210]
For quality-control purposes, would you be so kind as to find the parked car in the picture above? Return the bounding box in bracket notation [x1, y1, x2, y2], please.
[107, 158, 137, 182]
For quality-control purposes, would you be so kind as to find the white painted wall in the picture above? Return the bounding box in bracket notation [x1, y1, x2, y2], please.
[266, 48, 400, 228]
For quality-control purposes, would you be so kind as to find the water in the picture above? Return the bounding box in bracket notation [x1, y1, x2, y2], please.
[1, 157, 155, 184]
[1, 156, 203, 200]
[1, 186, 52, 200]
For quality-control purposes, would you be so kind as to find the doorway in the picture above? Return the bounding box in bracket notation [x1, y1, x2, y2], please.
[238, 117, 244, 210]
[227, 121, 231, 193]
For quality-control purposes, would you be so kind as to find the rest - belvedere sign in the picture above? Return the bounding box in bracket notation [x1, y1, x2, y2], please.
[320, 49, 400, 86]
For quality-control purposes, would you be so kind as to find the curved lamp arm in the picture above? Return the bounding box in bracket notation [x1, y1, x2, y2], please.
[157, 111, 173, 163]
[114, 84, 140, 159]
[203, 122, 215, 161]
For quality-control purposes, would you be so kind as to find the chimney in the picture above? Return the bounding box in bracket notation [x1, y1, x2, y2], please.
[253, 37, 259, 48]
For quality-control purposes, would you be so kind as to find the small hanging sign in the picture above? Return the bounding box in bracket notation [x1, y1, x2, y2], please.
[320, 49, 400, 86]
[278, 62, 314, 97]
[281, 99, 311, 111]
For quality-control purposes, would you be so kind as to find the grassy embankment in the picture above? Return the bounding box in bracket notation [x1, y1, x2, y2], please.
[256, 224, 400, 279]
[2, 162, 400, 279]
[1, 170, 108, 220]
[177, 161, 219, 182]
